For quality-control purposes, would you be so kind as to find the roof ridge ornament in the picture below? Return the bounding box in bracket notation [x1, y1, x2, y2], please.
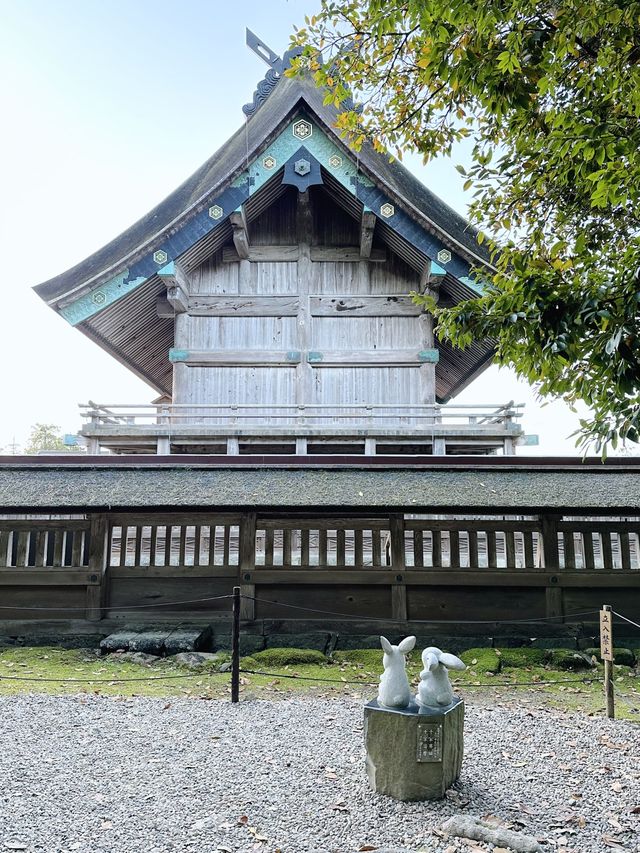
[242, 28, 303, 118]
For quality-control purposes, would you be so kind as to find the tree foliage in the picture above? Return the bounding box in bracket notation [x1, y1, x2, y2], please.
[24, 424, 72, 455]
[290, 0, 640, 452]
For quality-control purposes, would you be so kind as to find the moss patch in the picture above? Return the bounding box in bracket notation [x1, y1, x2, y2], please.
[547, 649, 595, 670]
[250, 648, 327, 668]
[498, 647, 547, 668]
[460, 648, 501, 674]
[584, 647, 636, 667]
[331, 648, 385, 668]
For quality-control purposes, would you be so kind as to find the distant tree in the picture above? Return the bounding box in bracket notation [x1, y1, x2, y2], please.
[24, 423, 78, 454]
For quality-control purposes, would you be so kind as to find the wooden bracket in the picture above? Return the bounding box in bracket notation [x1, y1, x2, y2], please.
[360, 210, 377, 258]
[229, 209, 250, 260]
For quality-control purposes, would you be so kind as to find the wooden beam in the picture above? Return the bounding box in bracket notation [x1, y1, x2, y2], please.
[360, 211, 377, 258]
[222, 245, 300, 263]
[310, 296, 421, 317]
[310, 246, 386, 263]
[166, 285, 188, 314]
[188, 296, 300, 317]
[419, 260, 445, 297]
[307, 349, 439, 366]
[297, 191, 314, 243]
[168, 349, 302, 366]
[229, 209, 250, 260]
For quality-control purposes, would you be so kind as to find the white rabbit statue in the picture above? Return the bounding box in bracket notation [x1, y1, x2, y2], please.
[377, 635, 416, 709]
[415, 646, 466, 708]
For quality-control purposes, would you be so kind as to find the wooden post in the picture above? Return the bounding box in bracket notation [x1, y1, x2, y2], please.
[541, 514, 559, 569]
[231, 585, 240, 704]
[600, 604, 615, 720]
[86, 513, 109, 621]
[389, 514, 408, 620]
[239, 512, 256, 621]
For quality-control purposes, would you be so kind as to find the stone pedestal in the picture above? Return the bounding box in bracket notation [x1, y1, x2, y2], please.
[364, 698, 464, 801]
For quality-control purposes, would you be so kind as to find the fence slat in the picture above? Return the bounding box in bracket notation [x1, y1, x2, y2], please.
[372, 530, 382, 566]
[193, 525, 201, 567]
[71, 530, 83, 567]
[602, 531, 614, 569]
[281, 528, 291, 566]
[583, 531, 595, 569]
[524, 532, 535, 568]
[505, 530, 516, 568]
[265, 528, 274, 565]
[208, 525, 216, 566]
[337, 529, 346, 567]
[468, 530, 478, 569]
[487, 531, 497, 568]
[318, 529, 327, 565]
[432, 530, 442, 568]
[164, 526, 173, 566]
[563, 530, 576, 569]
[620, 531, 631, 570]
[413, 530, 424, 568]
[134, 526, 143, 567]
[149, 525, 157, 567]
[449, 529, 460, 568]
[354, 530, 363, 566]
[0, 530, 9, 567]
[301, 529, 310, 567]
[224, 525, 231, 566]
[34, 531, 47, 567]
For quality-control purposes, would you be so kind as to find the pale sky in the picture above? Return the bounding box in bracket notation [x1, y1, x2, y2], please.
[0, 0, 590, 454]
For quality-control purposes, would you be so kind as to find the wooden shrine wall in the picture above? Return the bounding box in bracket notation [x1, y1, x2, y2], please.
[172, 188, 434, 412]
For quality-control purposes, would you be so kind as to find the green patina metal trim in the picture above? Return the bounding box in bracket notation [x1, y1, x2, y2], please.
[431, 262, 446, 276]
[60, 271, 147, 326]
[61, 115, 483, 327]
[286, 350, 302, 363]
[307, 351, 324, 363]
[522, 434, 540, 446]
[157, 261, 176, 277]
[168, 348, 190, 363]
[418, 349, 440, 364]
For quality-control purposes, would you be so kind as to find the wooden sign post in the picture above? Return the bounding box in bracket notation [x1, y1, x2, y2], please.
[600, 604, 615, 719]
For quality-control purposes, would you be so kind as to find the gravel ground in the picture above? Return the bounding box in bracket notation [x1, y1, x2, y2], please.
[0, 695, 638, 853]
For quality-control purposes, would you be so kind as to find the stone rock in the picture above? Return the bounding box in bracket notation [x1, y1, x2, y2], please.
[100, 631, 140, 653]
[173, 652, 230, 670]
[365, 698, 464, 801]
[213, 632, 264, 656]
[110, 651, 159, 666]
[441, 815, 544, 853]
[128, 631, 171, 655]
[333, 634, 381, 651]
[163, 624, 213, 655]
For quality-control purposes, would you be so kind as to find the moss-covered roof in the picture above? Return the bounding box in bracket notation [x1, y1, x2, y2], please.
[0, 460, 638, 514]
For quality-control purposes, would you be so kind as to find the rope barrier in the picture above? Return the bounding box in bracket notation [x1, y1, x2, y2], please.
[238, 668, 596, 688]
[613, 611, 640, 630]
[0, 671, 229, 684]
[0, 593, 234, 613]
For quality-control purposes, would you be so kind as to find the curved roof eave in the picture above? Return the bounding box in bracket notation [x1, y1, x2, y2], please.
[34, 74, 490, 307]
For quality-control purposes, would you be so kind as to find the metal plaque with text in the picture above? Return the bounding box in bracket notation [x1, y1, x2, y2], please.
[416, 722, 443, 763]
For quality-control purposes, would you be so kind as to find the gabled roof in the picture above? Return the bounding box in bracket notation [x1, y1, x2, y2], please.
[33, 69, 494, 399]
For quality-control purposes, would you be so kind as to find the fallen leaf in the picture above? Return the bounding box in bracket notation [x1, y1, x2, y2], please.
[612, 782, 624, 792]
[358, 847, 378, 851]
[602, 835, 626, 849]
[237, 815, 248, 825]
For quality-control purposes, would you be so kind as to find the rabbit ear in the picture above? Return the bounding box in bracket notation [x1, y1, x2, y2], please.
[380, 636, 393, 654]
[398, 635, 416, 653]
[439, 652, 466, 670]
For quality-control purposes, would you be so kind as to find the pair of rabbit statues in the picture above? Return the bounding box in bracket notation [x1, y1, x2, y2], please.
[378, 635, 466, 710]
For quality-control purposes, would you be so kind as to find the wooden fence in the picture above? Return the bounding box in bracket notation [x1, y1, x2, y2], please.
[0, 512, 639, 627]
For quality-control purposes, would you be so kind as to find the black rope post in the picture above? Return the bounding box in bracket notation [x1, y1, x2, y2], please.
[231, 585, 241, 703]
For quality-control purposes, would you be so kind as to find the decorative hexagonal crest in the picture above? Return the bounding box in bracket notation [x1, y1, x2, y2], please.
[208, 204, 224, 220]
[91, 291, 106, 305]
[294, 158, 311, 176]
[328, 154, 342, 169]
[153, 250, 168, 265]
[292, 119, 312, 139]
[262, 155, 276, 170]
[437, 249, 452, 264]
[380, 202, 395, 218]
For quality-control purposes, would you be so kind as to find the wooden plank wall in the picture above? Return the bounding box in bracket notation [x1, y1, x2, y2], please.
[173, 187, 433, 415]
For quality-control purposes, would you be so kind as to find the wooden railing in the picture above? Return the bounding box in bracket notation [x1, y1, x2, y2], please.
[0, 511, 638, 626]
[80, 401, 524, 429]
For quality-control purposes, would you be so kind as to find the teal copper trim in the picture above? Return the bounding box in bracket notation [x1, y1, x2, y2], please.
[307, 351, 324, 363]
[418, 350, 440, 364]
[60, 270, 147, 325]
[168, 348, 190, 363]
[286, 350, 302, 363]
